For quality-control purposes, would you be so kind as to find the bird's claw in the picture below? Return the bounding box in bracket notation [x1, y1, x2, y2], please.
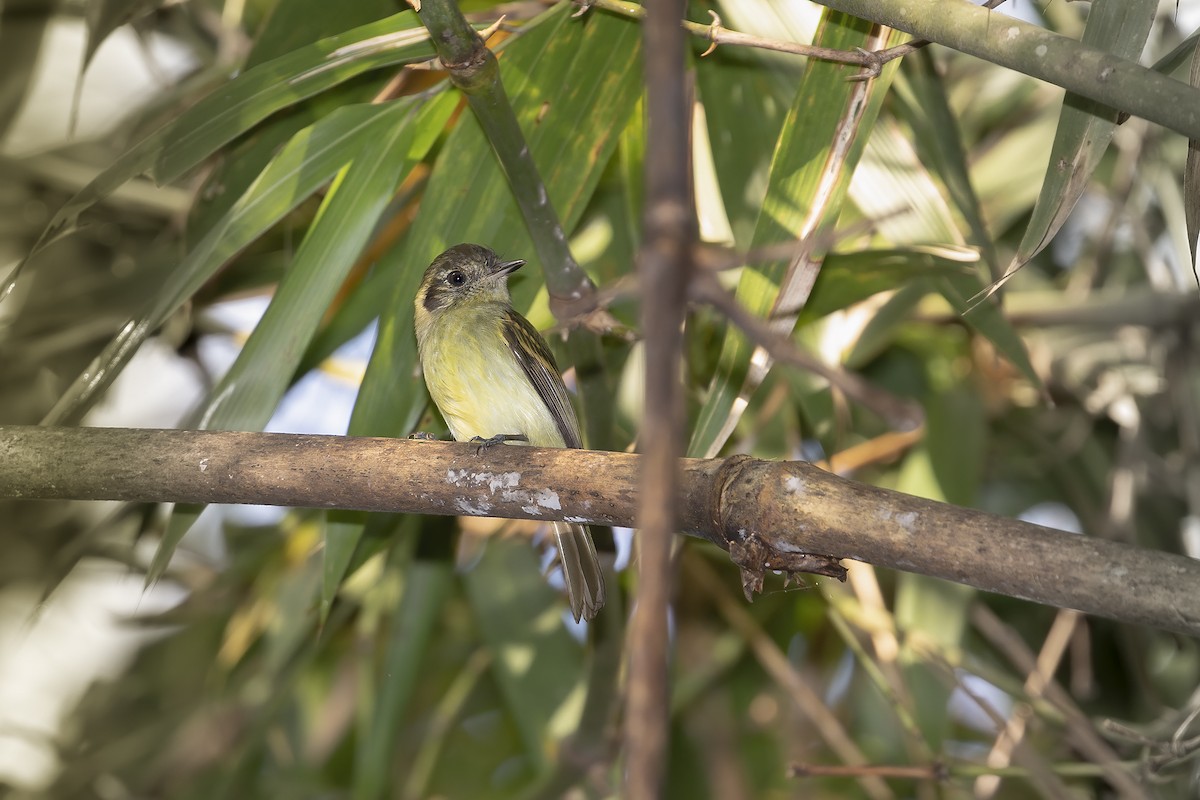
[469, 433, 529, 455]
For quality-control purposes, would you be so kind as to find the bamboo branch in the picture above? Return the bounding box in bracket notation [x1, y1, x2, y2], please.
[413, 0, 597, 319]
[810, 0, 1200, 140]
[584, 0, 883, 77]
[4, 426, 1200, 638]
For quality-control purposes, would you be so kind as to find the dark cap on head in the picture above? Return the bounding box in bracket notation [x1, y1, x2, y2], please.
[419, 243, 525, 313]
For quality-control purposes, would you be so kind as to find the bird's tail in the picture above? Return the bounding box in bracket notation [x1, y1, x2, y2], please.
[552, 521, 606, 622]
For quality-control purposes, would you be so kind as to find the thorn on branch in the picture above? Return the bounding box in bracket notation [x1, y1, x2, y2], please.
[700, 10, 722, 58]
[571, 0, 594, 19]
[477, 14, 508, 43]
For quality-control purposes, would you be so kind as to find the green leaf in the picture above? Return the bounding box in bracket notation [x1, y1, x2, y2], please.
[938, 271, 1039, 387]
[299, 260, 396, 379]
[191, 93, 454, 434]
[463, 538, 583, 771]
[688, 14, 907, 459]
[843, 280, 929, 370]
[185, 113, 317, 251]
[153, 11, 434, 182]
[893, 49, 1000, 279]
[849, 115, 962, 244]
[244, 0, 396, 69]
[694, 3, 790, 249]
[354, 558, 454, 800]
[925, 387, 987, 508]
[7, 10, 439, 294]
[43, 103, 392, 427]
[801, 246, 976, 324]
[893, 447, 976, 749]
[145, 95, 455, 587]
[82, 0, 163, 74]
[1003, 0, 1157, 281]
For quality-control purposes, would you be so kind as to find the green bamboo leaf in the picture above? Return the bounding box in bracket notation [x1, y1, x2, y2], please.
[850, 115, 962, 244]
[185, 114, 317, 251]
[926, 387, 987, 509]
[299, 261, 396, 379]
[82, 0, 163, 73]
[153, 11, 434, 183]
[694, 2, 790, 249]
[260, 531, 326, 677]
[801, 246, 976, 324]
[147, 95, 454, 590]
[688, 14, 906, 459]
[937, 271, 1038, 386]
[43, 103, 390, 428]
[5, 10, 438, 297]
[192, 93, 453, 434]
[844, 115, 1041, 387]
[970, 106, 1057, 235]
[1002, 0, 1157, 283]
[893, 444, 977, 750]
[893, 49, 1000, 279]
[464, 539, 584, 773]
[843, 280, 929, 369]
[355, 557, 454, 800]
[1150, 30, 1199, 81]
[324, 5, 641, 596]
[321, 512, 399, 623]
[617, 93, 646, 254]
[244, 0, 396, 69]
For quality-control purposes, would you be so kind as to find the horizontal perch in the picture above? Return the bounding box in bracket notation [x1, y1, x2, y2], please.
[2, 426, 1198, 637]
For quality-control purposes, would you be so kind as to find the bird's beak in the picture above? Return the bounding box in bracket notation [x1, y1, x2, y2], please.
[492, 258, 525, 276]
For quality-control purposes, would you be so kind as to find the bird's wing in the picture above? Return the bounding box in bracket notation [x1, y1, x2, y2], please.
[501, 308, 583, 449]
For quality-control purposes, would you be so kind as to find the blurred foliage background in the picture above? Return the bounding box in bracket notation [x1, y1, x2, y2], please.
[1, 0, 1199, 797]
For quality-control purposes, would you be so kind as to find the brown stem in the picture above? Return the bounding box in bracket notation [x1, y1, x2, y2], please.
[4, 426, 1200, 638]
[625, 0, 695, 795]
[690, 273, 924, 432]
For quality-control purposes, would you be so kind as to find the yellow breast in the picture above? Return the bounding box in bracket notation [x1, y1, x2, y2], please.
[416, 303, 567, 448]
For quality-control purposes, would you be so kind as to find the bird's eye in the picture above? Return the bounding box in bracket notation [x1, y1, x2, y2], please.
[447, 271, 466, 287]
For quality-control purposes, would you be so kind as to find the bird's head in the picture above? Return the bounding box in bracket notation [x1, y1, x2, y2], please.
[416, 243, 525, 318]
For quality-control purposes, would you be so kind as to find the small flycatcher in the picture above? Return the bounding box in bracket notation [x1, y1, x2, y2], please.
[414, 243, 606, 622]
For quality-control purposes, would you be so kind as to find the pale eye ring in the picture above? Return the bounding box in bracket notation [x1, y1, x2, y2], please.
[447, 271, 466, 286]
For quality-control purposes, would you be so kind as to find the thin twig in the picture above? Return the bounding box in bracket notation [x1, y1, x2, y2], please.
[580, 0, 883, 79]
[690, 273, 925, 432]
[974, 610, 1081, 799]
[790, 762, 947, 781]
[920, 648, 1080, 799]
[625, 0, 694, 796]
[687, 556, 894, 800]
[580, 0, 1006, 80]
[971, 605, 1151, 799]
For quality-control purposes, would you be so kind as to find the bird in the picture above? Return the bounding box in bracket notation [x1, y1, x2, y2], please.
[413, 243, 606, 621]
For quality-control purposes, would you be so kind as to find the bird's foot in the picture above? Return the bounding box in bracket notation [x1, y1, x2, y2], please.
[469, 433, 528, 454]
[408, 432, 439, 441]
